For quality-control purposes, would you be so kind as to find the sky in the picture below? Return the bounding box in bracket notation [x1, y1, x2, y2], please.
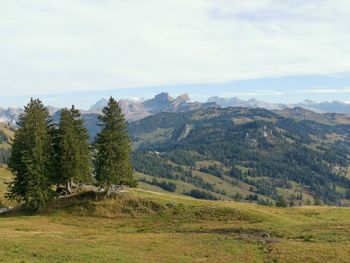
[1, 0, 350, 108]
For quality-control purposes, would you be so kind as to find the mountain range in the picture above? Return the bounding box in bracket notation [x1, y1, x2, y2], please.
[2, 92, 350, 205]
[130, 106, 350, 205]
[1, 92, 350, 126]
[87, 92, 216, 121]
[207, 96, 350, 114]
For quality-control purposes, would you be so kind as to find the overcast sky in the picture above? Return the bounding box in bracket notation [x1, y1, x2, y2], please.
[1, 0, 350, 106]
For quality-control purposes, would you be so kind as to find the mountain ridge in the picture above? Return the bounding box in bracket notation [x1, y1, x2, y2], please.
[2, 93, 350, 126]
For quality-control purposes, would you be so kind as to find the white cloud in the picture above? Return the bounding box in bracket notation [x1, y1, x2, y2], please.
[1, 0, 350, 96]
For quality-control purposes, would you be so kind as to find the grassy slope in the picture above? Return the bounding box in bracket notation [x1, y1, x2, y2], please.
[0, 166, 13, 207]
[0, 123, 14, 149]
[135, 163, 307, 203]
[0, 123, 15, 138]
[1, 184, 350, 262]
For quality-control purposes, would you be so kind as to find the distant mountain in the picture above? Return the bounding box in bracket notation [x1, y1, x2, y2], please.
[143, 92, 176, 113]
[0, 106, 60, 127]
[294, 100, 350, 115]
[208, 96, 350, 116]
[276, 107, 350, 125]
[207, 96, 286, 110]
[88, 98, 108, 113]
[0, 107, 22, 126]
[130, 107, 350, 205]
[3, 93, 350, 133]
[118, 99, 149, 122]
[47, 93, 217, 141]
[87, 92, 216, 122]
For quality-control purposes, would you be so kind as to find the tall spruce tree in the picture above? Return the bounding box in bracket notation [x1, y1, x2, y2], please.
[53, 106, 91, 193]
[95, 97, 135, 188]
[7, 99, 53, 210]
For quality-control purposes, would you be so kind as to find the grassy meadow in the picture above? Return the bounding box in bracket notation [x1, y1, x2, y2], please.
[1, 167, 350, 262]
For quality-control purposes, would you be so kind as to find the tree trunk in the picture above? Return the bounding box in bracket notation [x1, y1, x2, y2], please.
[70, 178, 76, 188]
[66, 180, 72, 195]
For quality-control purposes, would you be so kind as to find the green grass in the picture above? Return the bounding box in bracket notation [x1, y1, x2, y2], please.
[192, 170, 253, 197]
[1, 186, 350, 262]
[136, 166, 305, 204]
[2, 168, 350, 262]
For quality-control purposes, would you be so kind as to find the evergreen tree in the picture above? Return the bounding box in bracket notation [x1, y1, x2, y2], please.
[7, 99, 53, 210]
[53, 106, 92, 193]
[95, 97, 135, 188]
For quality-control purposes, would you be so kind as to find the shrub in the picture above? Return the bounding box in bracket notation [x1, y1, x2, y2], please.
[184, 189, 219, 200]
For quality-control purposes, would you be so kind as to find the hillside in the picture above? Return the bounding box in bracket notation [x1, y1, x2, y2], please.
[1, 186, 350, 262]
[0, 166, 13, 207]
[130, 107, 350, 205]
[0, 107, 21, 126]
[0, 123, 14, 164]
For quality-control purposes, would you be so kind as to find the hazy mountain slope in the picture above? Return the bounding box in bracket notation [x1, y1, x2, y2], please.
[0, 123, 14, 164]
[88, 98, 108, 113]
[295, 100, 350, 115]
[275, 107, 350, 125]
[0, 107, 22, 126]
[129, 107, 350, 205]
[209, 96, 350, 116]
[208, 96, 286, 110]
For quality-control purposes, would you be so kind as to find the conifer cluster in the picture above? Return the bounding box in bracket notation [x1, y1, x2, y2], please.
[7, 97, 134, 211]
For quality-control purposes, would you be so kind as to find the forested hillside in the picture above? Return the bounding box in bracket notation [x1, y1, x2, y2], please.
[129, 107, 350, 205]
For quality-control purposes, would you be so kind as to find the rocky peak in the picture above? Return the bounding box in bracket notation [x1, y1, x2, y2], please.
[89, 98, 108, 113]
[142, 93, 175, 114]
[302, 99, 316, 105]
[175, 94, 190, 103]
[153, 92, 174, 102]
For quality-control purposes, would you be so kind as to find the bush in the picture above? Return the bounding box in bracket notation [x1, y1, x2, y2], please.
[199, 165, 223, 177]
[139, 178, 176, 192]
[184, 189, 219, 200]
[276, 195, 288, 207]
[151, 179, 177, 192]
